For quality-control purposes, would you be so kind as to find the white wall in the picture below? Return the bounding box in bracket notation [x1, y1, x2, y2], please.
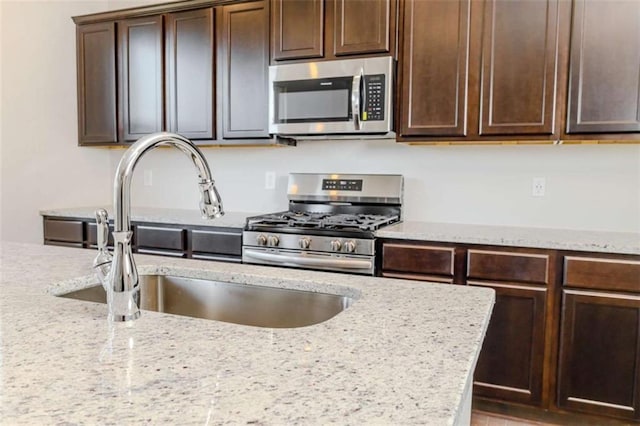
[111, 141, 640, 233]
[0, 1, 112, 243]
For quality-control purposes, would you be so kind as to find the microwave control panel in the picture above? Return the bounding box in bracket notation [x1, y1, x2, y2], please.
[363, 74, 385, 121]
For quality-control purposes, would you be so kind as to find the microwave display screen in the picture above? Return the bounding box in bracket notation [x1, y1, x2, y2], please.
[278, 89, 349, 121]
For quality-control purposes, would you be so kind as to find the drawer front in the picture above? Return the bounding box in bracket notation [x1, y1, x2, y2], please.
[564, 256, 640, 293]
[468, 249, 549, 285]
[43, 219, 84, 243]
[136, 226, 185, 251]
[382, 243, 455, 277]
[191, 229, 242, 256]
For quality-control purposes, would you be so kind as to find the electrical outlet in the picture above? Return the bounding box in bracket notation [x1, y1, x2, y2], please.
[143, 169, 153, 187]
[532, 177, 546, 197]
[265, 171, 276, 190]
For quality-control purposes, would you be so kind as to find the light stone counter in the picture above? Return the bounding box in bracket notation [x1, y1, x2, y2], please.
[376, 221, 640, 255]
[0, 242, 494, 425]
[40, 206, 258, 228]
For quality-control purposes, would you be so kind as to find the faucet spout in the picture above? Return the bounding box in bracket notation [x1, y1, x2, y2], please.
[103, 132, 224, 322]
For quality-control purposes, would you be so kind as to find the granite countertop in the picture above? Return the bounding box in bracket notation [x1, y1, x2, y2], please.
[40, 206, 258, 229]
[376, 221, 640, 255]
[0, 242, 494, 425]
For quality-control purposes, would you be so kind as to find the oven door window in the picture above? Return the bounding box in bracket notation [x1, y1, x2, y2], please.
[273, 77, 352, 123]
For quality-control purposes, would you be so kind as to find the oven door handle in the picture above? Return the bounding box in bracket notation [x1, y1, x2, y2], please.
[244, 249, 372, 270]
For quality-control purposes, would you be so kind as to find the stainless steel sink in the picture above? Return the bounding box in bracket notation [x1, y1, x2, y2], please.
[58, 275, 353, 328]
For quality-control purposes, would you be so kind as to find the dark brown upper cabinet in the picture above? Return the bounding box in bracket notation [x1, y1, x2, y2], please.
[398, 0, 568, 142]
[271, 0, 396, 63]
[118, 16, 164, 142]
[398, 0, 470, 137]
[217, 0, 270, 139]
[165, 8, 215, 140]
[272, 0, 324, 61]
[76, 22, 117, 145]
[565, 0, 640, 137]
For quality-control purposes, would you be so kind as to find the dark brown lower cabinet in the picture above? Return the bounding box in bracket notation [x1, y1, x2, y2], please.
[42, 216, 242, 262]
[470, 282, 547, 405]
[557, 290, 640, 420]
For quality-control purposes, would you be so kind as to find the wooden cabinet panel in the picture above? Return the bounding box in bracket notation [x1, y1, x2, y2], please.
[333, 0, 391, 56]
[564, 256, 640, 293]
[136, 225, 185, 251]
[468, 250, 549, 285]
[566, 0, 640, 134]
[472, 282, 547, 405]
[382, 243, 454, 277]
[43, 219, 84, 243]
[399, 0, 470, 137]
[76, 22, 117, 145]
[118, 15, 164, 141]
[165, 8, 214, 140]
[271, 0, 324, 61]
[217, 1, 270, 139]
[479, 0, 559, 136]
[558, 290, 640, 419]
[191, 229, 242, 256]
[87, 222, 115, 248]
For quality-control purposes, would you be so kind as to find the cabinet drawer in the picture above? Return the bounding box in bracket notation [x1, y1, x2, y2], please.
[468, 250, 549, 285]
[191, 229, 242, 256]
[382, 243, 454, 276]
[136, 226, 185, 251]
[43, 219, 84, 243]
[564, 256, 640, 293]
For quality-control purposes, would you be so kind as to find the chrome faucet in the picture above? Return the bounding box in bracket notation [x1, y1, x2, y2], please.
[93, 132, 224, 322]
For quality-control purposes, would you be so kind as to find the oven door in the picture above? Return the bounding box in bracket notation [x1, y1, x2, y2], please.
[243, 247, 374, 275]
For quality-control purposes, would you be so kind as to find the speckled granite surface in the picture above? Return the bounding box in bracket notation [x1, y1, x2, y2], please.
[376, 221, 640, 255]
[40, 206, 256, 228]
[0, 242, 494, 425]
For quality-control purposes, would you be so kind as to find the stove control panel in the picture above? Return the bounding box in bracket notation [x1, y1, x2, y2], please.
[243, 231, 374, 256]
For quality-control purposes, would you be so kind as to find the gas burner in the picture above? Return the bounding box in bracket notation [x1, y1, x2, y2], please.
[246, 211, 399, 232]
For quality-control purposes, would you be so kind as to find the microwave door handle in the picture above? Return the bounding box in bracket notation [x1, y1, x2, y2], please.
[352, 70, 362, 130]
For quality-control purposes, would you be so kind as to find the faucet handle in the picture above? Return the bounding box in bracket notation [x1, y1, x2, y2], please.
[95, 209, 110, 251]
[93, 209, 113, 290]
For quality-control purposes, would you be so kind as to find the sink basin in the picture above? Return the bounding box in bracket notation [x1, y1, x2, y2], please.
[58, 275, 353, 328]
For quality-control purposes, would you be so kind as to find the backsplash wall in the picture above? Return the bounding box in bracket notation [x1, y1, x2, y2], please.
[109, 141, 640, 233]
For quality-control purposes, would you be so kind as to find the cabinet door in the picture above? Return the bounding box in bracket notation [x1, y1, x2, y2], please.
[398, 0, 470, 137]
[471, 282, 547, 406]
[165, 8, 214, 140]
[566, 0, 640, 134]
[271, 0, 324, 61]
[381, 243, 455, 283]
[118, 16, 164, 142]
[479, 0, 559, 136]
[558, 290, 640, 420]
[217, 1, 270, 139]
[76, 23, 117, 145]
[333, 0, 392, 56]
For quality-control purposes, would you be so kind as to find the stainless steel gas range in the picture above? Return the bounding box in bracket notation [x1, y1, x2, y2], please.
[242, 173, 403, 275]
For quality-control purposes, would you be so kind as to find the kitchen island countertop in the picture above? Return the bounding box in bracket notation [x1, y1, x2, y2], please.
[0, 242, 494, 425]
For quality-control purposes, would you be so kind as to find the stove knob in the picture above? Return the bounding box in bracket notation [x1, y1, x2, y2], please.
[330, 239, 342, 252]
[299, 237, 311, 249]
[267, 235, 280, 247]
[343, 240, 357, 253]
[256, 234, 267, 246]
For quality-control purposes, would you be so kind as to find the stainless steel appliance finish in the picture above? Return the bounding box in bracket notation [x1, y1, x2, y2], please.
[59, 275, 352, 328]
[268, 56, 394, 138]
[243, 173, 403, 275]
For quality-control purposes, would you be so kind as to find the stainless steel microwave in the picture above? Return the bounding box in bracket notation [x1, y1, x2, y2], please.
[268, 56, 394, 138]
